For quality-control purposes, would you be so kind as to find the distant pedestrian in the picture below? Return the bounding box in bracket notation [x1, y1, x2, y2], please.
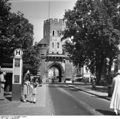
[22, 70, 30, 102]
[0, 71, 6, 96]
[110, 70, 120, 115]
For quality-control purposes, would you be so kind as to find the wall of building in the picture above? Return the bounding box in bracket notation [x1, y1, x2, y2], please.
[39, 18, 74, 82]
[39, 45, 48, 56]
[43, 18, 65, 55]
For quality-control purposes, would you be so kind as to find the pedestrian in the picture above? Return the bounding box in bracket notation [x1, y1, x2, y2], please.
[22, 70, 30, 102]
[0, 71, 6, 96]
[110, 69, 120, 115]
[29, 77, 38, 103]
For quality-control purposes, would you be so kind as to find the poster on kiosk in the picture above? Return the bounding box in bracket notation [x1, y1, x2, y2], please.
[12, 48, 23, 100]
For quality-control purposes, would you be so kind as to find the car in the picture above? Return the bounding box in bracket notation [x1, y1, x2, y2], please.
[64, 78, 72, 83]
[73, 76, 83, 83]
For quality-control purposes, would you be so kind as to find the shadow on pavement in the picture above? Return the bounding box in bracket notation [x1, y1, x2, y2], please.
[69, 88, 82, 91]
[96, 109, 115, 115]
[48, 84, 69, 89]
[48, 84, 83, 92]
[93, 87, 108, 93]
[4, 93, 12, 101]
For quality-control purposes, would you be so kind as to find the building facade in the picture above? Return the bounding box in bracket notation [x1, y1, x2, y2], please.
[38, 18, 73, 82]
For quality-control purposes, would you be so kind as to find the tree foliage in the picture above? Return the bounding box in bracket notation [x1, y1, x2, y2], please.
[0, 0, 40, 75]
[0, 0, 33, 64]
[63, 0, 120, 84]
[23, 43, 41, 75]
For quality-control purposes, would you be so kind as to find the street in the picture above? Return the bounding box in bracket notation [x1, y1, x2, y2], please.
[48, 83, 114, 115]
[0, 83, 115, 115]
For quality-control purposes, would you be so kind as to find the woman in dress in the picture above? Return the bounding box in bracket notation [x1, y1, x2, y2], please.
[22, 70, 30, 102]
[110, 70, 120, 115]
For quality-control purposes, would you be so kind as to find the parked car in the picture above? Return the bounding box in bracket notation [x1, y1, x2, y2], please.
[73, 76, 83, 83]
[64, 78, 72, 83]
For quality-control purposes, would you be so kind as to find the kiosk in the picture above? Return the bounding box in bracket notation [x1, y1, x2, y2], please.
[12, 49, 23, 100]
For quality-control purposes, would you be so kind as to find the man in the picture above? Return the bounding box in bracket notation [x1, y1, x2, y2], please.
[110, 70, 120, 115]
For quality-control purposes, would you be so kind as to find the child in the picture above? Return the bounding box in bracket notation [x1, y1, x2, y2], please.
[29, 77, 38, 103]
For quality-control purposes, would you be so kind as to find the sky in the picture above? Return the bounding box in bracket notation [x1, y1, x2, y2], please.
[10, 0, 77, 43]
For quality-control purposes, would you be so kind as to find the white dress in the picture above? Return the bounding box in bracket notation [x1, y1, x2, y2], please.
[110, 74, 120, 110]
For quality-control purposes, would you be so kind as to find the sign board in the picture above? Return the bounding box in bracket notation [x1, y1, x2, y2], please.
[15, 59, 20, 67]
[14, 48, 23, 58]
[12, 48, 23, 84]
[14, 75, 20, 83]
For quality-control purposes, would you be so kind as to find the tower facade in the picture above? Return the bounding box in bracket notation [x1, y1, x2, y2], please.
[39, 18, 73, 82]
[43, 18, 65, 54]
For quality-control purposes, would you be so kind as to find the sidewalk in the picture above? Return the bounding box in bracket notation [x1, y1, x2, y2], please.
[0, 84, 54, 115]
[0, 93, 4, 100]
[71, 82, 111, 101]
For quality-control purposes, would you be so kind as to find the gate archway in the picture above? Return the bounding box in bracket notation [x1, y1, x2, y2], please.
[47, 62, 64, 82]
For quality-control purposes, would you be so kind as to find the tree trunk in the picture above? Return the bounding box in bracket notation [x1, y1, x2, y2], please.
[107, 58, 113, 84]
[96, 55, 104, 85]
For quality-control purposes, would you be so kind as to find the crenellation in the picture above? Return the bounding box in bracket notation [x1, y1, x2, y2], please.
[44, 18, 64, 26]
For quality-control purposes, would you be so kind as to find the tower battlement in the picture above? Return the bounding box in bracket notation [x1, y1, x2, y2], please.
[44, 18, 65, 25]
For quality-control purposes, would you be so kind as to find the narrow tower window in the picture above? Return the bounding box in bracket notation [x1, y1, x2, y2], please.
[57, 42, 59, 48]
[53, 30, 55, 36]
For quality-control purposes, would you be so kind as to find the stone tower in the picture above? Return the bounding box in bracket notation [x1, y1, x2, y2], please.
[43, 18, 65, 54]
[38, 18, 73, 82]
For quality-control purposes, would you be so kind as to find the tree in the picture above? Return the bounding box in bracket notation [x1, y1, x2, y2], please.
[23, 43, 41, 75]
[0, 0, 11, 64]
[0, 0, 34, 65]
[63, 0, 120, 84]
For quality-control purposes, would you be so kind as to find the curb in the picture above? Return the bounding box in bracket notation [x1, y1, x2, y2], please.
[0, 94, 5, 100]
[81, 88, 110, 101]
[70, 85, 111, 101]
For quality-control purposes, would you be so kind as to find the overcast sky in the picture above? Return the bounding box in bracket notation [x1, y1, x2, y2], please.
[10, 0, 77, 43]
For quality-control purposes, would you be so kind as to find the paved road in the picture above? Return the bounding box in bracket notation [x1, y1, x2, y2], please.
[48, 84, 92, 115]
[0, 83, 115, 115]
[48, 83, 114, 115]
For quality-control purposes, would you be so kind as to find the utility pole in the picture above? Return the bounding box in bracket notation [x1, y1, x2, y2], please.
[48, 0, 50, 19]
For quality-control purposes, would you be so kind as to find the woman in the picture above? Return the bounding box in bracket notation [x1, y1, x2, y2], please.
[110, 70, 120, 115]
[22, 70, 30, 102]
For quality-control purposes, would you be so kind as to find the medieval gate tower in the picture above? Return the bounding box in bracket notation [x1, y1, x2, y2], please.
[38, 18, 74, 82]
